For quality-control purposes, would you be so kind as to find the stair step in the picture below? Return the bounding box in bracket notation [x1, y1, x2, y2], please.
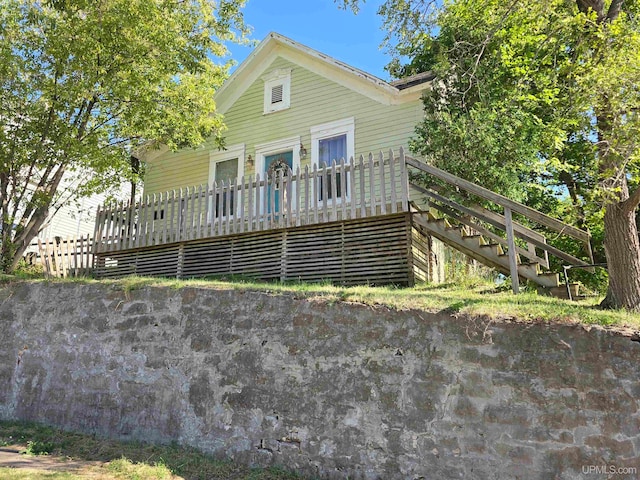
[426, 217, 447, 225]
[544, 283, 579, 299]
[535, 272, 560, 288]
[462, 232, 482, 240]
[460, 235, 482, 246]
[478, 235, 490, 246]
[479, 243, 504, 256]
[411, 205, 564, 290]
[517, 263, 541, 277]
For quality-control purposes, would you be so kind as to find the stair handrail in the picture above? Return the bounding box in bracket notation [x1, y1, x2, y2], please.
[410, 184, 592, 268]
[404, 154, 593, 261]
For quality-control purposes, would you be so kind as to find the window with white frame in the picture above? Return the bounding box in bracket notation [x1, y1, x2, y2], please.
[263, 69, 291, 114]
[310, 117, 355, 202]
[209, 145, 245, 218]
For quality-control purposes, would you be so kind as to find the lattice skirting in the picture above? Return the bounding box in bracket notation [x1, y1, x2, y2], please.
[94, 213, 425, 286]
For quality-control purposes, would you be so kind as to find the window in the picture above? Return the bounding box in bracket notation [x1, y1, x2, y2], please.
[263, 69, 291, 114]
[318, 135, 346, 200]
[214, 158, 238, 217]
[209, 144, 245, 219]
[311, 117, 355, 202]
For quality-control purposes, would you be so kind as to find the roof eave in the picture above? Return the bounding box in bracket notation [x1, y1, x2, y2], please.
[215, 32, 431, 113]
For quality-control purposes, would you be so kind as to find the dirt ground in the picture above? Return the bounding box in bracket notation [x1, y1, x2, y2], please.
[0, 444, 103, 472]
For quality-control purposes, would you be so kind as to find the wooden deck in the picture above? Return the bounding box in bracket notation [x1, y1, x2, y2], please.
[93, 150, 420, 284]
[94, 150, 410, 255]
[92, 149, 593, 292]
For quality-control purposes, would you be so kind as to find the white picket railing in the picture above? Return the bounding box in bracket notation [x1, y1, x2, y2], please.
[94, 149, 410, 253]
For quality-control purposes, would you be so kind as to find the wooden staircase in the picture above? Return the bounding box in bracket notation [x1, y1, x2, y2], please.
[412, 210, 560, 288]
[405, 155, 594, 293]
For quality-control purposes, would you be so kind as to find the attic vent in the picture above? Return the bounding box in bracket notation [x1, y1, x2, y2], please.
[271, 84, 284, 104]
[262, 68, 291, 114]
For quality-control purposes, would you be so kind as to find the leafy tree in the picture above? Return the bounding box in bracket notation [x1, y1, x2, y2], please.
[0, 0, 248, 273]
[340, 0, 640, 311]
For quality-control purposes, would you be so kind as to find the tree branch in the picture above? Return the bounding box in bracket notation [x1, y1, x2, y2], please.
[76, 95, 99, 140]
[16, 162, 55, 231]
[576, 0, 606, 21]
[623, 185, 640, 214]
[14, 164, 67, 250]
[606, 0, 625, 22]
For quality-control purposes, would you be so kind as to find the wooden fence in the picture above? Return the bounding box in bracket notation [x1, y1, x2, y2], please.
[94, 149, 410, 253]
[35, 235, 94, 278]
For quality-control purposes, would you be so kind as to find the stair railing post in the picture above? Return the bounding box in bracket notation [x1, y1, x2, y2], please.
[504, 206, 520, 294]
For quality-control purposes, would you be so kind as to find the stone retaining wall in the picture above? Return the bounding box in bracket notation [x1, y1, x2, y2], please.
[0, 282, 638, 479]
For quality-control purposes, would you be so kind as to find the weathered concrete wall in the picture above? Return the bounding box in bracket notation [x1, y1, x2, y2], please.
[0, 282, 638, 479]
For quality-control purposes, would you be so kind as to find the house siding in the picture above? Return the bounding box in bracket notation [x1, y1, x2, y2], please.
[143, 56, 424, 196]
[39, 197, 101, 239]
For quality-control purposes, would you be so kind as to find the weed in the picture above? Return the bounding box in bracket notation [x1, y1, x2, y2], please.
[107, 456, 172, 479]
[24, 440, 55, 455]
[0, 420, 307, 479]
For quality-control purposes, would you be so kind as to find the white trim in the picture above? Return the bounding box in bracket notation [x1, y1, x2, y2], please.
[254, 136, 301, 176]
[262, 68, 291, 114]
[311, 117, 355, 204]
[214, 33, 432, 114]
[208, 144, 245, 187]
[208, 144, 245, 221]
[254, 136, 300, 214]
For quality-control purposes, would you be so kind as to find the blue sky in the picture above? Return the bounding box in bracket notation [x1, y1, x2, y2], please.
[226, 0, 391, 80]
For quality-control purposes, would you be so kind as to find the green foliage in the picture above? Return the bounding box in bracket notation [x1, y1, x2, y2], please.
[0, 0, 249, 272]
[107, 457, 172, 479]
[406, 0, 639, 205]
[443, 249, 497, 287]
[342, 0, 640, 310]
[24, 440, 56, 456]
[12, 258, 45, 278]
[0, 420, 309, 480]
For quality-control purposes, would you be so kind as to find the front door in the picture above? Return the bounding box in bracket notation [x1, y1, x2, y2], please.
[264, 151, 293, 214]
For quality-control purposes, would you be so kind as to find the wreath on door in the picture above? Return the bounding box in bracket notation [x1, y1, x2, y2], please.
[267, 156, 292, 182]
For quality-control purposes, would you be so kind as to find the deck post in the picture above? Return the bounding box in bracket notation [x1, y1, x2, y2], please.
[176, 243, 185, 279]
[358, 155, 366, 218]
[389, 149, 397, 214]
[504, 206, 520, 294]
[281, 229, 288, 282]
[368, 153, 376, 216]
[349, 157, 356, 220]
[178, 188, 185, 241]
[399, 148, 409, 212]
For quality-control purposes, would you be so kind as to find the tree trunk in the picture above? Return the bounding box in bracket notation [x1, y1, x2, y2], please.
[5, 207, 50, 274]
[600, 200, 640, 311]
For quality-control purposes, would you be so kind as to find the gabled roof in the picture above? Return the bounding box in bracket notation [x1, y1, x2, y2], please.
[215, 32, 432, 114]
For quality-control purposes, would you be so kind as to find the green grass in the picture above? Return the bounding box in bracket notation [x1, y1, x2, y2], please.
[0, 471, 79, 479]
[1, 274, 638, 329]
[0, 420, 307, 480]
